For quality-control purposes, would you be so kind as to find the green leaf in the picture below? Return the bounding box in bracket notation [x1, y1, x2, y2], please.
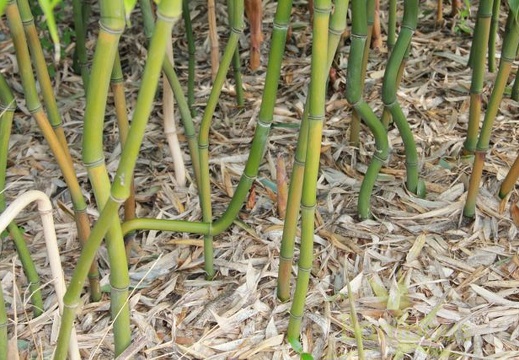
[38, 0, 62, 62]
[301, 353, 314, 360]
[124, 0, 138, 25]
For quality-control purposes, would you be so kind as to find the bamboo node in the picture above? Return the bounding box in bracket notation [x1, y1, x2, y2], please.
[257, 119, 272, 128]
[273, 22, 289, 31]
[230, 26, 243, 35]
[109, 193, 126, 204]
[98, 21, 124, 35]
[279, 255, 293, 261]
[289, 312, 303, 320]
[313, 5, 332, 14]
[308, 114, 325, 122]
[293, 158, 305, 167]
[83, 158, 106, 168]
[0, 100, 16, 111]
[156, 10, 181, 23]
[110, 285, 129, 294]
[300, 204, 316, 211]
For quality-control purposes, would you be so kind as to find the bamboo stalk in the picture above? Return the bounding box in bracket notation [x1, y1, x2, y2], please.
[0, 190, 81, 360]
[72, 0, 89, 87]
[198, 0, 244, 278]
[499, 153, 519, 199]
[208, 0, 220, 79]
[382, 0, 420, 195]
[287, 0, 331, 344]
[350, 0, 376, 148]
[164, 38, 187, 186]
[277, 0, 348, 302]
[388, 0, 397, 50]
[111, 52, 137, 258]
[245, 0, 263, 70]
[230, 0, 245, 106]
[55, 2, 182, 358]
[346, 0, 389, 220]
[6, 0, 101, 301]
[0, 74, 44, 318]
[464, 0, 493, 155]
[488, 0, 500, 72]
[78, 0, 131, 356]
[182, 0, 197, 115]
[464, 11, 519, 218]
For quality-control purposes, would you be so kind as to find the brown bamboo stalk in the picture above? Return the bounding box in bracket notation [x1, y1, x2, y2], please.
[208, 0, 220, 79]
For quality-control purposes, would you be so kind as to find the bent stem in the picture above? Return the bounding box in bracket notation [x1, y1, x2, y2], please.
[198, 0, 244, 278]
[499, 153, 519, 199]
[346, 0, 389, 220]
[286, 0, 331, 344]
[382, 0, 420, 194]
[0, 191, 81, 360]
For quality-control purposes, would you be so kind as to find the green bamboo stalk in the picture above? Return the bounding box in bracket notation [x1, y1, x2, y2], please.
[277, 0, 348, 302]
[182, 0, 196, 116]
[198, 0, 244, 279]
[139, 0, 202, 186]
[6, 0, 102, 301]
[122, 0, 292, 262]
[287, 0, 331, 345]
[464, 0, 493, 155]
[388, 0, 397, 50]
[55, 2, 182, 358]
[0, 74, 44, 317]
[382, 0, 420, 195]
[77, 0, 132, 356]
[72, 0, 89, 88]
[229, 0, 245, 107]
[350, 0, 375, 147]
[464, 11, 519, 218]
[488, 0, 500, 72]
[499, 153, 519, 198]
[111, 52, 137, 257]
[468, 0, 492, 69]
[346, 0, 389, 220]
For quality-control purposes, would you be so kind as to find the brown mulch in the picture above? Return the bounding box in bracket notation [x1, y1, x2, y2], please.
[2, 0, 519, 359]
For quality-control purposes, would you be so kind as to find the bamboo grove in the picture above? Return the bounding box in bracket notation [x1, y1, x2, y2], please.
[0, 0, 519, 357]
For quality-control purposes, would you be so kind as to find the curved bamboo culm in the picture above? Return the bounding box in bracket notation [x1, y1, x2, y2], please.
[463, 0, 493, 155]
[277, 0, 348, 302]
[346, 0, 390, 220]
[0, 191, 80, 360]
[198, 0, 244, 278]
[286, 0, 331, 345]
[499, 153, 519, 199]
[464, 11, 519, 218]
[55, 2, 182, 358]
[0, 74, 44, 318]
[349, 0, 375, 148]
[122, 0, 293, 281]
[182, 0, 197, 116]
[78, 0, 131, 356]
[5, 0, 101, 301]
[381, 0, 420, 195]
